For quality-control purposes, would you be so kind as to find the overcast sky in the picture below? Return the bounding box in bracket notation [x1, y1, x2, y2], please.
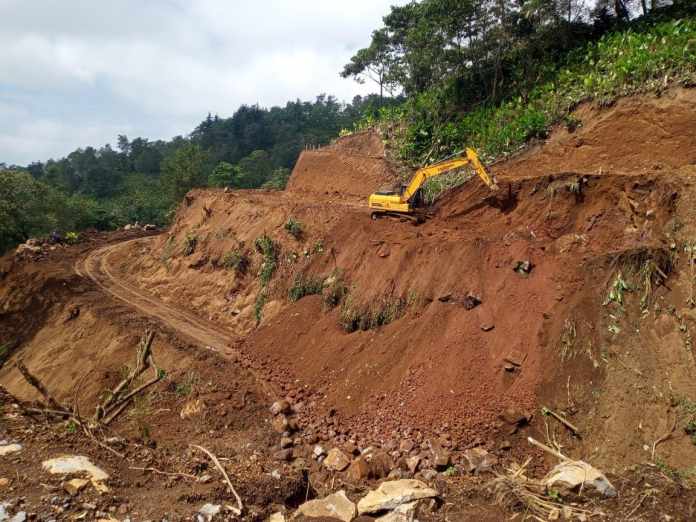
[0, 0, 405, 166]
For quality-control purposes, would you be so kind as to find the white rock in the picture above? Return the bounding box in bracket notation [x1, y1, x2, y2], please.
[544, 461, 616, 498]
[358, 479, 438, 515]
[197, 503, 221, 521]
[268, 512, 285, 522]
[296, 490, 356, 522]
[42, 455, 109, 481]
[376, 501, 418, 522]
[0, 444, 22, 456]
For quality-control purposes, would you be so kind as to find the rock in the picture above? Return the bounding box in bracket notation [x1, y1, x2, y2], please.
[499, 408, 530, 426]
[438, 294, 453, 302]
[274, 449, 294, 462]
[42, 455, 109, 481]
[399, 440, 414, 453]
[420, 469, 437, 481]
[346, 456, 370, 482]
[280, 437, 293, 449]
[312, 445, 327, 459]
[0, 478, 8, 488]
[324, 448, 351, 472]
[272, 415, 290, 433]
[462, 448, 498, 474]
[197, 503, 221, 521]
[499, 440, 512, 451]
[143, 224, 157, 231]
[64, 478, 89, 496]
[9, 512, 26, 522]
[480, 323, 495, 332]
[0, 444, 22, 456]
[365, 450, 394, 479]
[180, 399, 206, 419]
[357, 480, 438, 515]
[296, 490, 356, 522]
[269, 512, 286, 522]
[375, 501, 418, 522]
[270, 400, 291, 416]
[406, 456, 421, 474]
[513, 260, 533, 276]
[504, 363, 516, 372]
[430, 446, 451, 470]
[388, 469, 404, 480]
[544, 461, 616, 498]
[462, 293, 481, 310]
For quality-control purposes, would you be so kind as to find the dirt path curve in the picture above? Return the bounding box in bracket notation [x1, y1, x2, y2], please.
[75, 236, 277, 398]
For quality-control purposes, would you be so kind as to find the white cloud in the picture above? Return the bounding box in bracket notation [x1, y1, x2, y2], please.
[0, 0, 404, 165]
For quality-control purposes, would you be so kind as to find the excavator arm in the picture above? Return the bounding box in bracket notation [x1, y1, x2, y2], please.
[367, 146, 498, 219]
[400, 148, 498, 203]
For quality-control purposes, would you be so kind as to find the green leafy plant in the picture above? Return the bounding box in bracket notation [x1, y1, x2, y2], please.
[175, 371, 200, 397]
[255, 291, 268, 324]
[323, 273, 348, 309]
[255, 234, 279, 286]
[284, 218, 304, 239]
[288, 274, 323, 302]
[65, 231, 79, 244]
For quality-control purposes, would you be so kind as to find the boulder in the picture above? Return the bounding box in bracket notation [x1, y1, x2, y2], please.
[269, 512, 286, 522]
[346, 456, 370, 482]
[63, 478, 89, 496]
[365, 449, 394, 479]
[197, 503, 221, 521]
[270, 400, 291, 416]
[272, 415, 290, 433]
[324, 448, 351, 472]
[399, 440, 415, 453]
[0, 443, 22, 456]
[462, 448, 498, 474]
[430, 445, 451, 470]
[357, 480, 438, 515]
[296, 490, 356, 522]
[375, 501, 418, 522]
[406, 456, 421, 474]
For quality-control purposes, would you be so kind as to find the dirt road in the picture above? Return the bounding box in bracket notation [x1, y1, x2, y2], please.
[76, 236, 246, 364]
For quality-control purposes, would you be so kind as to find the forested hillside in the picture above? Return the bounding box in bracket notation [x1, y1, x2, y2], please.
[343, 0, 696, 200]
[0, 94, 395, 253]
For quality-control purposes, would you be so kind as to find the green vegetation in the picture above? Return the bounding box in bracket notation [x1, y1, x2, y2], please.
[340, 294, 408, 332]
[174, 371, 200, 397]
[323, 273, 348, 310]
[1, 95, 385, 254]
[255, 234, 279, 286]
[284, 218, 304, 240]
[182, 232, 198, 256]
[345, 1, 696, 199]
[254, 291, 268, 324]
[222, 247, 250, 274]
[288, 274, 323, 302]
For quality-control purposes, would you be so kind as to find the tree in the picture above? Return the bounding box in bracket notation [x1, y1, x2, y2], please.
[160, 143, 209, 202]
[237, 150, 274, 188]
[0, 170, 62, 252]
[208, 162, 239, 188]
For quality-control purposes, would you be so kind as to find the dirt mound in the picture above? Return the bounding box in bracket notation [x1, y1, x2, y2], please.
[287, 130, 398, 197]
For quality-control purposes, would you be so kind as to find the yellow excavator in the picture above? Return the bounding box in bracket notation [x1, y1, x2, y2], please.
[368, 147, 499, 220]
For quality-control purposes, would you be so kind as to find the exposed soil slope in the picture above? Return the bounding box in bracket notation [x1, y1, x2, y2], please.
[109, 88, 696, 475]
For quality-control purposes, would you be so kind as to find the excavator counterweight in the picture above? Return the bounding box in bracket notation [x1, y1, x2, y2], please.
[368, 147, 498, 220]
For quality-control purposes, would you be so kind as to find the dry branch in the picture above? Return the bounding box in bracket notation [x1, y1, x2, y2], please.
[130, 466, 198, 480]
[190, 444, 243, 515]
[15, 360, 66, 412]
[542, 406, 580, 436]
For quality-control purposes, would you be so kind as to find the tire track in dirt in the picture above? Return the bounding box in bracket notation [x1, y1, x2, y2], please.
[75, 236, 278, 398]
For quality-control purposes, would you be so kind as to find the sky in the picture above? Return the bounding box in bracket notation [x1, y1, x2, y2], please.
[0, 0, 404, 166]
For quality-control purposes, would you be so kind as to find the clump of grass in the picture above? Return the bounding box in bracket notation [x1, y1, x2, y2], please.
[604, 272, 631, 306]
[679, 397, 696, 445]
[175, 371, 200, 397]
[255, 234, 279, 286]
[323, 273, 348, 309]
[284, 218, 304, 240]
[222, 246, 250, 274]
[313, 239, 325, 254]
[254, 291, 268, 324]
[339, 294, 407, 332]
[183, 232, 198, 256]
[288, 274, 323, 302]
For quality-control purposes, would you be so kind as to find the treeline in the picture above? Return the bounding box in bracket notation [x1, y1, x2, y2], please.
[342, 0, 694, 165]
[1, 94, 392, 253]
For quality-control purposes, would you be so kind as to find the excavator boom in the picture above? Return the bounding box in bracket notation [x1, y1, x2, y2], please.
[368, 147, 498, 219]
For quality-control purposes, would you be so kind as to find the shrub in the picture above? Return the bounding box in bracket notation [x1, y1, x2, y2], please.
[339, 294, 407, 332]
[254, 291, 267, 324]
[222, 248, 250, 274]
[183, 232, 198, 256]
[284, 218, 304, 239]
[323, 274, 347, 309]
[288, 274, 323, 302]
[255, 234, 279, 286]
[65, 231, 79, 244]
